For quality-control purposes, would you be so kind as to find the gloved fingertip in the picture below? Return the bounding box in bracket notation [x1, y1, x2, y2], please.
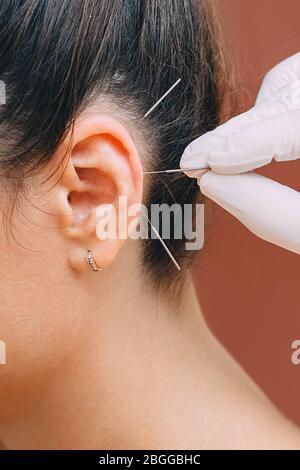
[197, 170, 216, 194]
[180, 144, 208, 170]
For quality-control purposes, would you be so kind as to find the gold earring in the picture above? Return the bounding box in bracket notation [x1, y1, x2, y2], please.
[86, 249, 102, 272]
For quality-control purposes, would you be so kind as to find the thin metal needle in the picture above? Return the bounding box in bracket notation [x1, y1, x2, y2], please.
[140, 208, 181, 271]
[140, 78, 183, 271]
[143, 78, 181, 118]
[143, 167, 208, 175]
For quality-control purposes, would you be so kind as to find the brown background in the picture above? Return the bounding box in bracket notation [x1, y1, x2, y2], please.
[195, 0, 300, 425]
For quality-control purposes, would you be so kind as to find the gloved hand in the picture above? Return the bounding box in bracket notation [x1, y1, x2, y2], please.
[180, 52, 300, 255]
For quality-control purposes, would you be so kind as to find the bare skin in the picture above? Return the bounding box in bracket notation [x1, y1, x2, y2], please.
[0, 255, 299, 449]
[0, 106, 299, 450]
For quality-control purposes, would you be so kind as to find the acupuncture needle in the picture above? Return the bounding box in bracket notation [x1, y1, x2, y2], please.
[143, 168, 208, 175]
[143, 78, 181, 118]
[140, 78, 183, 271]
[140, 208, 181, 271]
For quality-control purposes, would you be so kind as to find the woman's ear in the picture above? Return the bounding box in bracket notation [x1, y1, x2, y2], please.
[53, 110, 143, 273]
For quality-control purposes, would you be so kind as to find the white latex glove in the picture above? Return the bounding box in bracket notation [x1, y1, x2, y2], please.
[180, 52, 300, 255]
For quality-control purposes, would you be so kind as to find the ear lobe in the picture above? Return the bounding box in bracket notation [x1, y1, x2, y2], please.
[55, 113, 143, 272]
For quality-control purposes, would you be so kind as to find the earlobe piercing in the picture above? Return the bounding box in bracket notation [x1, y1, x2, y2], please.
[86, 249, 102, 272]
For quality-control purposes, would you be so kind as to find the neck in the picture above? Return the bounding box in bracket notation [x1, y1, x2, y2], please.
[0, 260, 218, 449]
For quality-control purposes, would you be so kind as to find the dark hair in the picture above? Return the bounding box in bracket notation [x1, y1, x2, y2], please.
[0, 0, 221, 288]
